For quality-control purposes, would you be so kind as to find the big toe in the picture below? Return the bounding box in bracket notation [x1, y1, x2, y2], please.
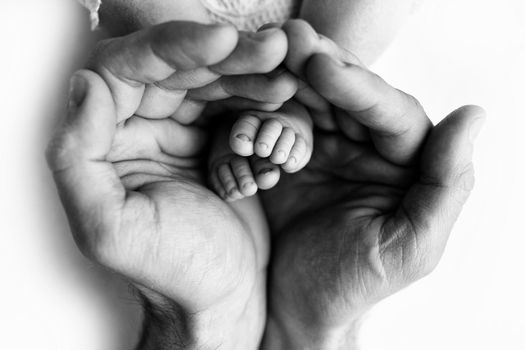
[230, 114, 262, 156]
[252, 157, 281, 190]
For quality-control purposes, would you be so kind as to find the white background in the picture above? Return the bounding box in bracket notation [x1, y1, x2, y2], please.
[1, 0, 524, 349]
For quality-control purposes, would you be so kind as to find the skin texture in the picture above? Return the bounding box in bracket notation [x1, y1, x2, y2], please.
[209, 99, 314, 201]
[259, 21, 485, 349]
[48, 22, 297, 349]
[51, 3, 484, 347]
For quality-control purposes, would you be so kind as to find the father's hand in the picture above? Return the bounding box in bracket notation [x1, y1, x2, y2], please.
[261, 20, 485, 349]
[48, 22, 293, 349]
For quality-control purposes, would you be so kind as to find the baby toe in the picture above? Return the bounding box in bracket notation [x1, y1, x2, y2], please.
[254, 119, 283, 158]
[270, 127, 295, 164]
[230, 157, 258, 197]
[282, 134, 309, 173]
[252, 157, 281, 190]
[217, 163, 243, 201]
[210, 169, 227, 200]
[230, 115, 262, 156]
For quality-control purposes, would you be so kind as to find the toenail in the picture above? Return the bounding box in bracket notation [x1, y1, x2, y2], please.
[243, 182, 255, 189]
[258, 142, 268, 150]
[277, 150, 286, 159]
[288, 156, 297, 165]
[236, 134, 251, 142]
[259, 168, 274, 175]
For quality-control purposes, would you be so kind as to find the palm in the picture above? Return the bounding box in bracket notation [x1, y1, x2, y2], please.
[261, 128, 415, 330]
[106, 117, 269, 334]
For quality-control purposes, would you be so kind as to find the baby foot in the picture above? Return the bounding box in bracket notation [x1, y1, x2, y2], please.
[209, 154, 281, 202]
[228, 100, 313, 174]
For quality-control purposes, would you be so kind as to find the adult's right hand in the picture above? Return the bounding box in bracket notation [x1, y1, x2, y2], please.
[47, 22, 294, 349]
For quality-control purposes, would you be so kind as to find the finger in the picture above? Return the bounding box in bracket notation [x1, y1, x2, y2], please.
[306, 54, 432, 165]
[46, 70, 125, 262]
[197, 98, 283, 126]
[156, 66, 221, 91]
[381, 105, 486, 280]
[282, 19, 361, 77]
[108, 117, 207, 163]
[210, 28, 288, 75]
[135, 85, 187, 119]
[295, 80, 338, 131]
[87, 22, 239, 121]
[170, 98, 207, 125]
[153, 28, 288, 92]
[187, 70, 298, 104]
[334, 107, 370, 142]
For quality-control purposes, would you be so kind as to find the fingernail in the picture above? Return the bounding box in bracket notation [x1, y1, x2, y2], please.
[258, 23, 280, 32]
[236, 134, 251, 142]
[256, 27, 280, 37]
[468, 117, 485, 143]
[68, 74, 87, 109]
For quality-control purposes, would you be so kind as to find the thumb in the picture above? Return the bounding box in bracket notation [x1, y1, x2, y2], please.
[384, 105, 486, 279]
[47, 69, 125, 261]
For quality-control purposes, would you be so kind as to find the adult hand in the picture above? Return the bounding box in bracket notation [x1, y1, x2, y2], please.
[261, 20, 485, 349]
[47, 22, 295, 349]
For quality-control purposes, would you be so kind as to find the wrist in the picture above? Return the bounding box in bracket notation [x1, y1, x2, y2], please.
[135, 283, 266, 350]
[136, 294, 194, 350]
[261, 311, 363, 350]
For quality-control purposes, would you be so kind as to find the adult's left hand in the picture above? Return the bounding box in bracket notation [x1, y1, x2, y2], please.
[261, 20, 485, 349]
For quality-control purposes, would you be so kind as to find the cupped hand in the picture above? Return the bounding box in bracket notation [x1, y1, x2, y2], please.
[47, 22, 295, 349]
[261, 20, 485, 349]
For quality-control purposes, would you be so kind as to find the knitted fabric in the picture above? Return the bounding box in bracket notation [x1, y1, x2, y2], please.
[201, 0, 300, 31]
[77, 0, 301, 31]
